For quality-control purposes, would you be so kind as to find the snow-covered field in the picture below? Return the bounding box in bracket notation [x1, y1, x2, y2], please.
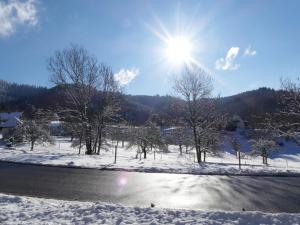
[0, 136, 299, 176]
[0, 193, 299, 225]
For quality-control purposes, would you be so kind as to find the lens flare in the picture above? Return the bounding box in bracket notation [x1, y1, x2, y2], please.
[118, 177, 127, 186]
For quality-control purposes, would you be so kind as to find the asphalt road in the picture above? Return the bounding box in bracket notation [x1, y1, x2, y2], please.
[0, 162, 299, 213]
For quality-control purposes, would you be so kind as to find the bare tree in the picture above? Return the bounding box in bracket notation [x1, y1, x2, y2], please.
[250, 138, 278, 165]
[48, 45, 121, 155]
[251, 77, 300, 153]
[106, 124, 128, 149]
[200, 130, 221, 162]
[67, 122, 85, 154]
[127, 123, 165, 159]
[18, 108, 54, 151]
[173, 66, 225, 163]
[92, 67, 121, 154]
[174, 128, 186, 155]
[182, 132, 193, 153]
[196, 100, 226, 162]
[164, 127, 193, 155]
[229, 135, 242, 169]
[259, 78, 300, 134]
[276, 78, 300, 136]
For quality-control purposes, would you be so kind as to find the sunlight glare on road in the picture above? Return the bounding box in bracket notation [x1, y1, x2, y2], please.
[119, 177, 127, 186]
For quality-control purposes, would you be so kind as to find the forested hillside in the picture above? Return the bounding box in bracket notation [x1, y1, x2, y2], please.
[0, 79, 280, 125]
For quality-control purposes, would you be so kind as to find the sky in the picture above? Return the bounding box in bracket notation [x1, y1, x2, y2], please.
[1, 0, 300, 97]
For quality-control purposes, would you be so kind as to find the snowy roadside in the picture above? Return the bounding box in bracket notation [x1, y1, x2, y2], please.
[0, 193, 299, 225]
[0, 138, 299, 176]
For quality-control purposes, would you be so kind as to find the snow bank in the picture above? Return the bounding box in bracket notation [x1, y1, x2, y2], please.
[0, 137, 299, 176]
[0, 193, 299, 225]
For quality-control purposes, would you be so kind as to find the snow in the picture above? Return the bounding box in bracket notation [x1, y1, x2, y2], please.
[0, 193, 299, 225]
[50, 121, 61, 126]
[0, 136, 299, 176]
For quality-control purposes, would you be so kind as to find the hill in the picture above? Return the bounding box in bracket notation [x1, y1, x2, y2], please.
[0, 80, 280, 124]
[218, 87, 280, 120]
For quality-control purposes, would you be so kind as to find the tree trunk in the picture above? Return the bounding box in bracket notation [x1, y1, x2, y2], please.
[203, 151, 206, 162]
[179, 144, 182, 155]
[85, 142, 92, 154]
[85, 126, 93, 155]
[135, 151, 139, 159]
[198, 138, 202, 163]
[262, 148, 267, 165]
[192, 126, 200, 162]
[96, 117, 104, 155]
[30, 140, 35, 151]
[78, 133, 82, 155]
[122, 140, 124, 147]
[238, 150, 241, 170]
[93, 133, 98, 154]
[94, 127, 102, 154]
[97, 130, 102, 155]
[196, 149, 201, 163]
[114, 145, 117, 163]
[200, 150, 202, 162]
[143, 147, 147, 159]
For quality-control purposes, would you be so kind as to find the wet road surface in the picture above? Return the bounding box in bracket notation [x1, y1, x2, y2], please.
[0, 161, 299, 212]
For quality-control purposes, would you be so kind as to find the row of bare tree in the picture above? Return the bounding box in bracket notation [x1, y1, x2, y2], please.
[10, 44, 300, 167]
[46, 45, 226, 161]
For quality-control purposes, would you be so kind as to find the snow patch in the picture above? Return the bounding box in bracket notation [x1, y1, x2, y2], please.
[0, 193, 299, 225]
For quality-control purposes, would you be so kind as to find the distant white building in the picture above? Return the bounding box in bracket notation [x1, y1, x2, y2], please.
[49, 120, 62, 136]
[0, 112, 23, 139]
[0, 112, 22, 128]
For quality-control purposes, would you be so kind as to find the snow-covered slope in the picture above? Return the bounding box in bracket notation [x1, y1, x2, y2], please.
[222, 130, 300, 157]
[0, 193, 299, 225]
[0, 136, 299, 175]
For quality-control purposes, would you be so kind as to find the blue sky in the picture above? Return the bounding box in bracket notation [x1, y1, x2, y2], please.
[1, 0, 300, 96]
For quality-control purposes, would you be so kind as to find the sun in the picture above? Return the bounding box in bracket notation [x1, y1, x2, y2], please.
[165, 36, 193, 66]
[148, 16, 203, 69]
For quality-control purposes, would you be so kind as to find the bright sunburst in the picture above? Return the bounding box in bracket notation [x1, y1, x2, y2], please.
[165, 36, 193, 66]
[148, 19, 200, 69]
